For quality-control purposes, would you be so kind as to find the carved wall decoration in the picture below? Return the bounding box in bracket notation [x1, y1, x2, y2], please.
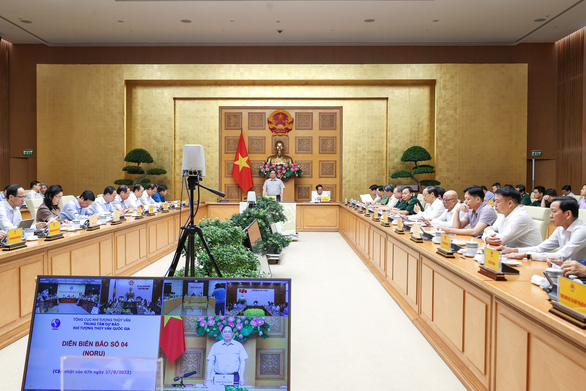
[250, 160, 264, 178]
[225, 161, 234, 177]
[295, 136, 313, 154]
[225, 184, 241, 200]
[256, 349, 286, 380]
[322, 184, 337, 201]
[183, 317, 197, 335]
[319, 112, 337, 130]
[248, 112, 266, 130]
[250, 184, 263, 197]
[297, 160, 312, 178]
[295, 112, 313, 130]
[319, 136, 337, 154]
[225, 112, 242, 130]
[176, 347, 205, 381]
[271, 135, 289, 154]
[225, 136, 240, 154]
[248, 136, 266, 154]
[296, 185, 311, 201]
[319, 160, 336, 178]
[268, 110, 294, 135]
[264, 316, 286, 338]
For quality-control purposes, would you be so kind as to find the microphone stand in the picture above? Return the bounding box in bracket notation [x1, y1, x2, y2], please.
[171, 370, 198, 388]
[166, 174, 224, 278]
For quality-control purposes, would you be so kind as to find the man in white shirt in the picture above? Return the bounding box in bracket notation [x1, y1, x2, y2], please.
[25, 181, 43, 200]
[206, 325, 248, 386]
[312, 184, 329, 202]
[61, 190, 95, 221]
[378, 185, 401, 210]
[499, 196, 586, 261]
[432, 190, 462, 228]
[0, 184, 47, 231]
[483, 187, 542, 248]
[414, 186, 445, 220]
[371, 186, 383, 204]
[126, 184, 144, 209]
[88, 186, 117, 215]
[140, 184, 158, 206]
[111, 185, 131, 213]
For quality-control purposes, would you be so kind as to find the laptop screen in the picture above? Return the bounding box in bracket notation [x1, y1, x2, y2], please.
[18, 219, 34, 229]
[22, 275, 291, 391]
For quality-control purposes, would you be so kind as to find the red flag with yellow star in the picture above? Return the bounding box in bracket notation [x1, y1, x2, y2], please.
[159, 316, 186, 363]
[232, 131, 253, 192]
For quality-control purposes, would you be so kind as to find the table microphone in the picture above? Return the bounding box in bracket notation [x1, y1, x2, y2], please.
[174, 370, 197, 381]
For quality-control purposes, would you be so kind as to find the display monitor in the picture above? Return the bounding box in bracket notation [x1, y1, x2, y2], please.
[22, 275, 291, 391]
[243, 219, 263, 251]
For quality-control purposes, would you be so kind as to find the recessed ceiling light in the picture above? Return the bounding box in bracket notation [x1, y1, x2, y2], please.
[118, 20, 124, 23]
[534, 18, 546, 22]
[230, 20, 235, 23]
[180, 19, 192, 23]
[19, 19, 32, 24]
[364, 19, 375, 23]
[433, 19, 439, 23]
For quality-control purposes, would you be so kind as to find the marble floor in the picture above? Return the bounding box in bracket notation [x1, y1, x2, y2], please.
[3, 232, 465, 391]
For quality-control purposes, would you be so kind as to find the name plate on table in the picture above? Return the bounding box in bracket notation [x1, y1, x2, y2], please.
[381, 212, 390, 227]
[437, 233, 455, 258]
[320, 196, 330, 203]
[358, 203, 365, 214]
[550, 277, 586, 328]
[410, 223, 423, 243]
[135, 206, 144, 219]
[372, 208, 380, 222]
[3, 228, 26, 250]
[395, 217, 406, 234]
[364, 205, 371, 217]
[478, 247, 518, 280]
[111, 211, 123, 225]
[162, 202, 169, 213]
[45, 222, 64, 241]
[213, 374, 235, 385]
[87, 214, 100, 231]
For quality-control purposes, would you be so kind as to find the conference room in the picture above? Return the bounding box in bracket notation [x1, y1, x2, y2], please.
[1, 1, 586, 390]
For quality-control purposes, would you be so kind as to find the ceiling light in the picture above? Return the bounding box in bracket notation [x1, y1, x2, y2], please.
[118, 20, 124, 23]
[534, 18, 546, 22]
[19, 19, 32, 24]
[433, 19, 439, 22]
[364, 19, 375, 23]
[181, 19, 192, 23]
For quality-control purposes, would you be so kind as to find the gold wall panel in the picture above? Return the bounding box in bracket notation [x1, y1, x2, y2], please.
[37, 64, 527, 200]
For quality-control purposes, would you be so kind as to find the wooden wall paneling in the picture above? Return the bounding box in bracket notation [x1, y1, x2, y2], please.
[149, 222, 157, 254]
[295, 184, 311, 202]
[300, 205, 339, 231]
[71, 242, 101, 276]
[319, 112, 337, 130]
[124, 229, 141, 270]
[248, 137, 266, 154]
[319, 160, 336, 178]
[529, 336, 586, 390]
[0, 266, 21, 328]
[248, 113, 266, 130]
[319, 136, 337, 154]
[407, 252, 418, 306]
[50, 251, 71, 275]
[295, 137, 313, 154]
[322, 184, 336, 201]
[494, 305, 528, 391]
[157, 220, 169, 251]
[224, 136, 239, 154]
[19, 255, 45, 317]
[116, 233, 126, 271]
[385, 236, 394, 283]
[225, 161, 234, 178]
[139, 227, 147, 259]
[250, 160, 264, 177]
[420, 261, 434, 321]
[463, 292, 489, 378]
[392, 243, 409, 296]
[295, 112, 313, 130]
[296, 160, 312, 178]
[224, 112, 242, 130]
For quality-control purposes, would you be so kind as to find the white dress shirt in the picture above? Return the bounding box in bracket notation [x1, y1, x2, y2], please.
[126, 193, 140, 209]
[416, 198, 445, 220]
[432, 203, 467, 228]
[140, 192, 156, 206]
[518, 219, 586, 261]
[111, 194, 129, 210]
[483, 206, 542, 248]
[0, 201, 22, 231]
[60, 198, 90, 221]
[25, 190, 42, 200]
[387, 195, 401, 209]
[88, 197, 116, 215]
[0, 193, 6, 202]
[207, 340, 248, 375]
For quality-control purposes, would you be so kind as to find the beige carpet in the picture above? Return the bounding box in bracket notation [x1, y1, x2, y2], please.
[2, 232, 465, 391]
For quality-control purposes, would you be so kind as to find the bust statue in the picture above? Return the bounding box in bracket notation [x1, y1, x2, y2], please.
[267, 141, 293, 165]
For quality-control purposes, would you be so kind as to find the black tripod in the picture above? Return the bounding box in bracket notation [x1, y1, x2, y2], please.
[166, 174, 224, 278]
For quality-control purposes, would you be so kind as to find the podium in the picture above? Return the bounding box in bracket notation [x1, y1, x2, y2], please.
[283, 177, 295, 202]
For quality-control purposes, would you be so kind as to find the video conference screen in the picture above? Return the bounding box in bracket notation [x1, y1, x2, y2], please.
[23, 276, 291, 391]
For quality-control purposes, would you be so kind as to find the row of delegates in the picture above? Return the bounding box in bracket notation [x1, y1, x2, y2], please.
[25, 181, 47, 200]
[0, 184, 48, 233]
[442, 186, 498, 237]
[152, 185, 168, 203]
[36, 185, 69, 223]
[413, 186, 445, 220]
[375, 185, 401, 209]
[482, 186, 542, 248]
[387, 187, 423, 215]
[60, 190, 95, 221]
[88, 186, 117, 215]
[500, 196, 586, 261]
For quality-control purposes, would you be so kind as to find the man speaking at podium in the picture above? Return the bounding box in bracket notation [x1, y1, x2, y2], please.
[206, 325, 248, 387]
[262, 170, 285, 202]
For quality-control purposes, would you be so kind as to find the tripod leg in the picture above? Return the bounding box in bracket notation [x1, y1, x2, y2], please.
[193, 225, 223, 277]
[186, 228, 196, 277]
[166, 227, 189, 277]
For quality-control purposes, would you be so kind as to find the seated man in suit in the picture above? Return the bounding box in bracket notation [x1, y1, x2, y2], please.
[152, 184, 168, 203]
[88, 186, 117, 215]
[529, 185, 545, 206]
[500, 197, 586, 261]
[126, 184, 144, 209]
[25, 181, 43, 200]
[61, 190, 95, 221]
[483, 187, 542, 248]
[515, 184, 531, 205]
[391, 187, 423, 215]
[413, 186, 445, 220]
[443, 185, 498, 237]
[0, 184, 47, 230]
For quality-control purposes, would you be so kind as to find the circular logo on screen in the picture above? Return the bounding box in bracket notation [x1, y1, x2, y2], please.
[128, 280, 135, 286]
[51, 318, 61, 330]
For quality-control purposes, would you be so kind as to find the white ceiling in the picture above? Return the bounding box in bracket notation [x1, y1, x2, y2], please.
[0, 0, 585, 46]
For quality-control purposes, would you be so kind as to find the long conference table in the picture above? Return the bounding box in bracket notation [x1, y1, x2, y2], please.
[1, 203, 585, 390]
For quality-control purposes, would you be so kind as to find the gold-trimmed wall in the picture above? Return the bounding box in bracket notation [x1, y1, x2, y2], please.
[37, 64, 527, 200]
